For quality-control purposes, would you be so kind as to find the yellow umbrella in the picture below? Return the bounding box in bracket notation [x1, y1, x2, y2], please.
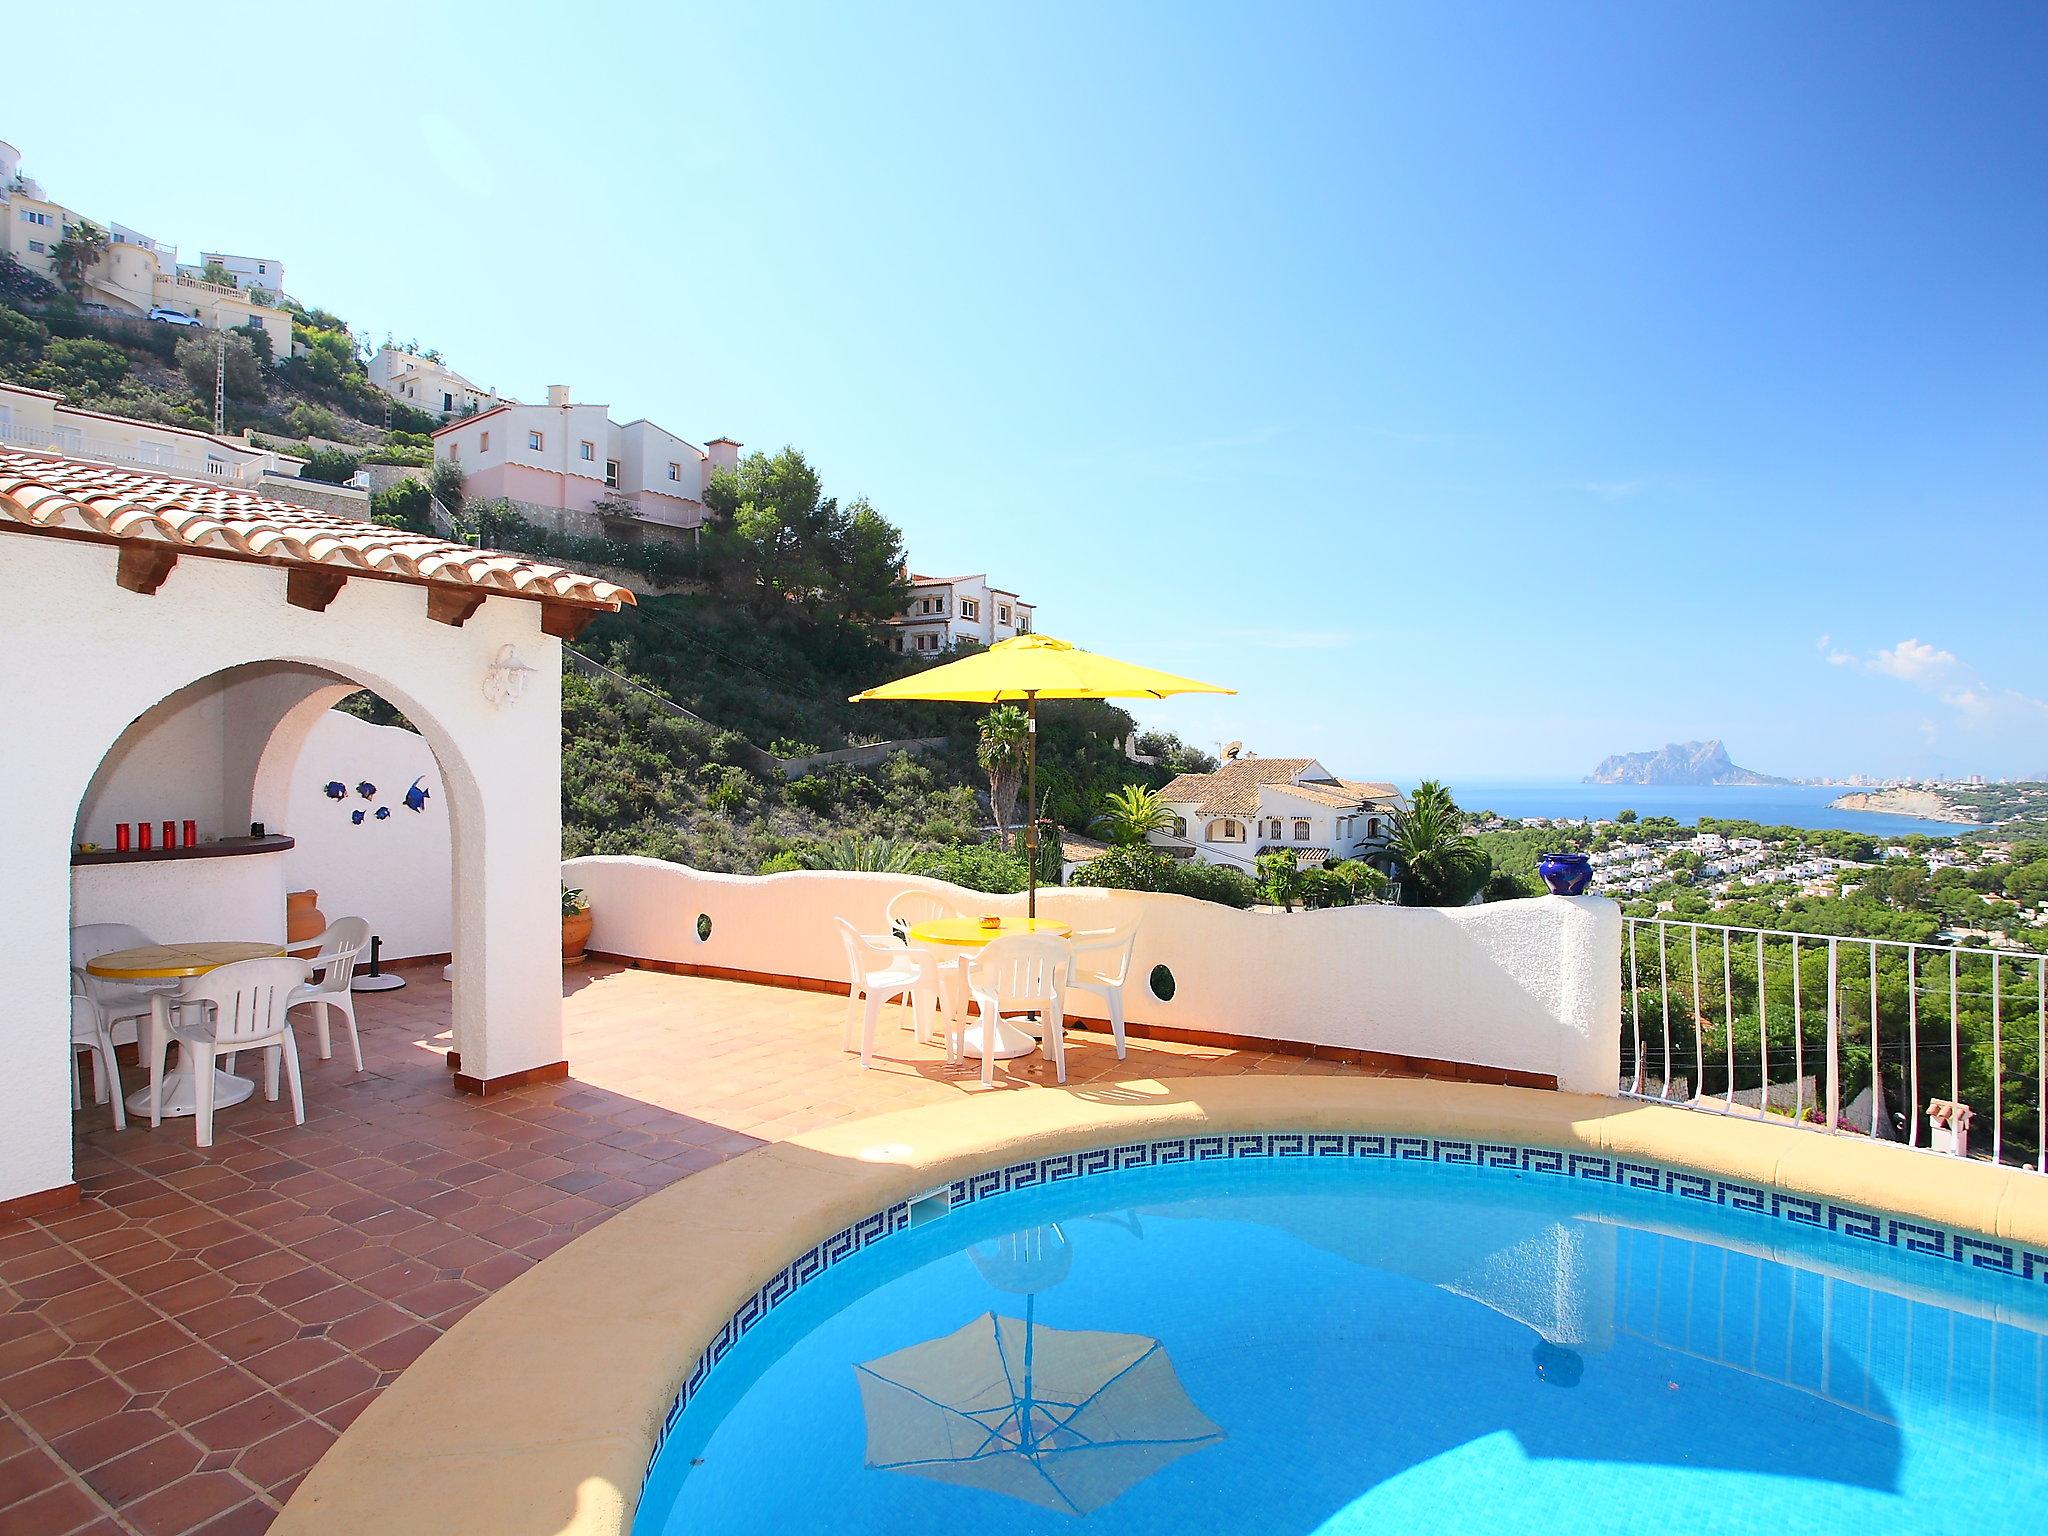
[851, 634, 1234, 915]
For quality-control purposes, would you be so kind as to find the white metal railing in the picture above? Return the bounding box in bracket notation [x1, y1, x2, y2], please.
[1622, 916, 2047, 1174]
[0, 420, 285, 485]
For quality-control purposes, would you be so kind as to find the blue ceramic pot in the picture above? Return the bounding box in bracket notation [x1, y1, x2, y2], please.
[1537, 851, 1592, 896]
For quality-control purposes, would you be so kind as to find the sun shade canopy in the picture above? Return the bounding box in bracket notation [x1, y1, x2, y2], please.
[849, 633, 1234, 703]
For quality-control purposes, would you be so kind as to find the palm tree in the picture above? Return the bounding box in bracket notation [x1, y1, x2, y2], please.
[978, 705, 1029, 851]
[48, 220, 108, 296]
[1091, 783, 1175, 846]
[1386, 779, 1491, 906]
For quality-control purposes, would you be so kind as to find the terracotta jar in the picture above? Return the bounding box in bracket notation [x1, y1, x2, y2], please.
[562, 909, 594, 964]
[286, 889, 325, 958]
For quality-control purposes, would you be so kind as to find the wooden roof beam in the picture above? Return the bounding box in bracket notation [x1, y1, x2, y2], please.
[286, 567, 348, 613]
[115, 543, 178, 596]
[427, 586, 488, 627]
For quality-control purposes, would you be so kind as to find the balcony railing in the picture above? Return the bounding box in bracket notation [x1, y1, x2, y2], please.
[1622, 916, 2046, 1173]
[0, 421, 286, 486]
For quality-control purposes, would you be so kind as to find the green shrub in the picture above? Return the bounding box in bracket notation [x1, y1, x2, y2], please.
[300, 447, 360, 485]
[369, 478, 434, 535]
[285, 402, 344, 440]
[757, 850, 806, 875]
[916, 842, 1029, 895]
[1070, 845, 1258, 908]
[0, 305, 46, 368]
[785, 774, 836, 814]
[176, 330, 263, 401]
[34, 336, 128, 395]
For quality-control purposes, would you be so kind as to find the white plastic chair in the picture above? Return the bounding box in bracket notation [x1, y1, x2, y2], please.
[886, 889, 961, 942]
[1065, 921, 1141, 1060]
[887, 889, 963, 1044]
[961, 934, 1070, 1087]
[835, 918, 939, 1068]
[148, 957, 309, 1147]
[71, 922, 174, 1047]
[287, 917, 370, 1071]
[71, 990, 126, 1131]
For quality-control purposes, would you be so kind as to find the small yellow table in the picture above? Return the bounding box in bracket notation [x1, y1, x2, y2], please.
[906, 918, 1073, 1060]
[85, 942, 288, 1119]
[84, 941, 285, 980]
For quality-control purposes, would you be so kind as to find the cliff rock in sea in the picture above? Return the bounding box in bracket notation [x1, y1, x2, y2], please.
[1582, 740, 1791, 787]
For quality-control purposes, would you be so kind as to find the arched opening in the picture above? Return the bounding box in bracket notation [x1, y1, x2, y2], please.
[1207, 819, 1244, 843]
[68, 660, 461, 1138]
[1292, 819, 1311, 841]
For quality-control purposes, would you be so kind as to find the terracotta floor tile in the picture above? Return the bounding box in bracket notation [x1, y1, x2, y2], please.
[0, 1477, 106, 1535]
[122, 1470, 253, 1536]
[81, 1432, 202, 1509]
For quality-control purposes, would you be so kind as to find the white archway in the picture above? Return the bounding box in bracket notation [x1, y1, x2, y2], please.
[4, 535, 571, 1209]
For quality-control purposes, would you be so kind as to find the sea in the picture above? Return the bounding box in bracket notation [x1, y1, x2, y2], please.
[1431, 780, 1977, 839]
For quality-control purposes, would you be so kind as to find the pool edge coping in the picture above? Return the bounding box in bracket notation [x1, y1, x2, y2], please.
[270, 1076, 2048, 1536]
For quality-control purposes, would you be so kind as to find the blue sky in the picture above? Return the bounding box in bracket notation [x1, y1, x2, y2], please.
[13, 3, 2046, 779]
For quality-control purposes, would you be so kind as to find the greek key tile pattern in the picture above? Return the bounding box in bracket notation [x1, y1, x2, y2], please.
[644, 1131, 2048, 1481]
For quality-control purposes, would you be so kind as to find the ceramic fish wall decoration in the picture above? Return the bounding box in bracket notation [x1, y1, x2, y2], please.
[356, 781, 377, 800]
[374, 806, 391, 820]
[350, 809, 366, 825]
[324, 782, 347, 800]
[403, 777, 431, 814]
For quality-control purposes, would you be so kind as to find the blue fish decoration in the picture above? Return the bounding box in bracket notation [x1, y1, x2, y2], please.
[350, 809, 366, 825]
[356, 781, 377, 800]
[374, 806, 391, 820]
[403, 777, 430, 814]
[324, 781, 347, 800]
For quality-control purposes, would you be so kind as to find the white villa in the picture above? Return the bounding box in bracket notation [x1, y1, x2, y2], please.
[194, 250, 286, 299]
[368, 344, 510, 421]
[890, 573, 1035, 654]
[432, 387, 740, 539]
[1150, 752, 1405, 873]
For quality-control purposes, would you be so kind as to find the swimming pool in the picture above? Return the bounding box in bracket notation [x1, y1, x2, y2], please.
[635, 1142, 2048, 1534]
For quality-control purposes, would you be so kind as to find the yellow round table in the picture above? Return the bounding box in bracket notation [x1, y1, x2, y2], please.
[84, 941, 285, 980]
[85, 942, 288, 1118]
[905, 917, 1073, 948]
[906, 918, 1073, 1060]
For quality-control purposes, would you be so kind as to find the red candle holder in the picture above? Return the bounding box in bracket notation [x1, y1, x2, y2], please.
[162, 821, 177, 851]
[137, 822, 152, 851]
[115, 823, 131, 852]
[182, 820, 197, 848]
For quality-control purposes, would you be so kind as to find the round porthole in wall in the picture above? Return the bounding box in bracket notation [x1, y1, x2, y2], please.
[1148, 964, 1176, 1002]
[696, 913, 713, 943]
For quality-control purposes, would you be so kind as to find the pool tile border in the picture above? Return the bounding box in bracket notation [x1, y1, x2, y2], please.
[644, 1129, 2048, 1481]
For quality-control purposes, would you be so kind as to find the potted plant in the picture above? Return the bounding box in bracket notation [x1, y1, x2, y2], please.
[562, 884, 593, 963]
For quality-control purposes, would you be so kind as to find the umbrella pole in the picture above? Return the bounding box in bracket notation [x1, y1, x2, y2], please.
[1025, 692, 1038, 920]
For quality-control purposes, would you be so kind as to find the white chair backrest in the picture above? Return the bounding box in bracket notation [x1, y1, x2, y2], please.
[180, 958, 307, 1045]
[835, 917, 892, 980]
[309, 916, 371, 991]
[71, 922, 154, 969]
[966, 934, 1068, 1012]
[887, 889, 960, 940]
[1072, 921, 1141, 985]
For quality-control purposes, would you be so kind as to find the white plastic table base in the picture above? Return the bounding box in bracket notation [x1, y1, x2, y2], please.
[127, 1067, 257, 1119]
[959, 1016, 1041, 1061]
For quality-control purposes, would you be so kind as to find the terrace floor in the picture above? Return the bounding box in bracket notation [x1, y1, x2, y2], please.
[0, 963, 1375, 1535]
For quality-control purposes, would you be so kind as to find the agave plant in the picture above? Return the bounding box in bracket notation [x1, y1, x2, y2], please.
[803, 832, 926, 874]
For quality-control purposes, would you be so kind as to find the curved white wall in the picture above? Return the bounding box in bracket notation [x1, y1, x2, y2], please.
[562, 857, 1624, 1094]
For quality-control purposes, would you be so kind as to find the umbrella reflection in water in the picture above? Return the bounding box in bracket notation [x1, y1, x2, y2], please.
[854, 1225, 1224, 1517]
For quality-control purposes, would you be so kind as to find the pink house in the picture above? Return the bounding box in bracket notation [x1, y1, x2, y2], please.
[432, 386, 740, 534]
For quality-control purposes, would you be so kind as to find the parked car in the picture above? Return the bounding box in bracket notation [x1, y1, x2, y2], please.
[147, 306, 202, 327]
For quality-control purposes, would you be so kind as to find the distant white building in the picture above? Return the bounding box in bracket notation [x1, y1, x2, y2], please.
[432, 385, 739, 537]
[195, 251, 285, 299]
[0, 381, 304, 487]
[890, 574, 1035, 654]
[368, 345, 509, 421]
[1149, 753, 1405, 875]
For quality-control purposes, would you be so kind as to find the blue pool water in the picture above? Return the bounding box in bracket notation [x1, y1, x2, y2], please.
[636, 1157, 2048, 1534]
